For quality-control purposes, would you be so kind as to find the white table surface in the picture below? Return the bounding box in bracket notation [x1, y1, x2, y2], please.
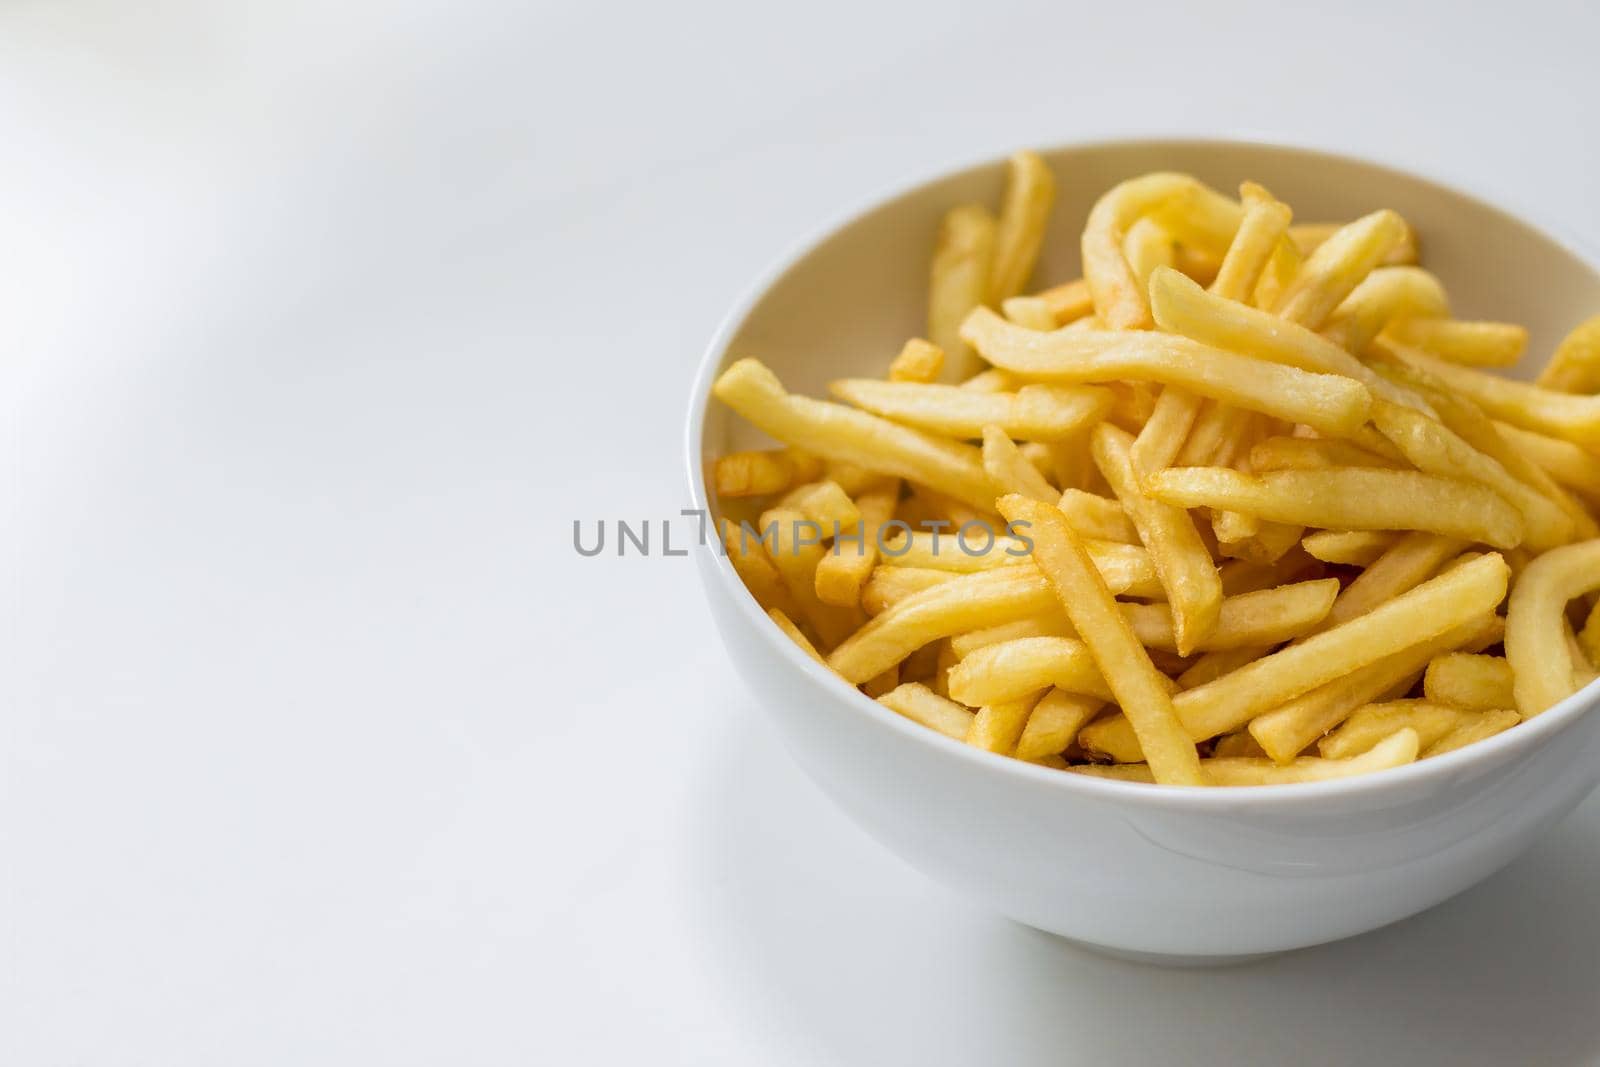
[6, 2, 1600, 1063]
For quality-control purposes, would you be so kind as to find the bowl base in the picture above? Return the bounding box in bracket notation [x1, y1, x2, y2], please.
[1053, 933, 1286, 969]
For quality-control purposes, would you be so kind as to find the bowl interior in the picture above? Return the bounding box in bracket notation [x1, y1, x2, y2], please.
[700, 139, 1600, 474]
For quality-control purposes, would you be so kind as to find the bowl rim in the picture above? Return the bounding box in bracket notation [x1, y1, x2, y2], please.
[684, 134, 1600, 809]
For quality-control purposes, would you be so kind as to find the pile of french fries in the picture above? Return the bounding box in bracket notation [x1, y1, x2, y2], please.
[710, 151, 1600, 786]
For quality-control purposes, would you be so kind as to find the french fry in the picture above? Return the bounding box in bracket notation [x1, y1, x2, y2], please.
[1385, 318, 1527, 367]
[1015, 688, 1105, 761]
[1077, 729, 1421, 785]
[1423, 710, 1522, 758]
[714, 359, 996, 509]
[1506, 538, 1600, 715]
[1212, 730, 1267, 758]
[1247, 615, 1502, 763]
[899, 640, 943, 684]
[861, 664, 899, 698]
[1249, 435, 1404, 472]
[1536, 313, 1600, 392]
[963, 305, 1374, 436]
[950, 616, 1074, 658]
[1179, 647, 1272, 690]
[815, 480, 900, 607]
[959, 367, 1019, 393]
[1130, 386, 1204, 474]
[888, 338, 946, 383]
[783, 480, 863, 532]
[1495, 422, 1600, 502]
[1209, 181, 1293, 302]
[1123, 579, 1338, 652]
[1123, 216, 1175, 296]
[768, 608, 826, 664]
[714, 447, 825, 497]
[1272, 210, 1408, 329]
[1371, 399, 1573, 549]
[860, 565, 955, 615]
[1290, 219, 1419, 264]
[878, 682, 975, 740]
[1035, 279, 1094, 325]
[760, 507, 864, 647]
[829, 377, 1113, 442]
[948, 635, 1115, 706]
[1320, 266, 1449, 353]
[1321, 532, 1464, 633]
[982, 425, 1058, 503]
[1174, 553, 1509, 741]
[1382, 343, 1600, 447]
[880, 529, 1030, 572]
[1001, 296, 1059, 331]
[997, 495, 1202, 785]
[720, 517, 802, 616]
[1143, 467, 1526, 549]
[988, 151, 1057, 304]
[1093, 424, 1223, 655]
[1301, 530, 1398, 566]
[968, 691, 1047, 755]
[928, 204, 996, 381]
[1318, 700, 1466, 759]
[1148, 266, 1423, 408]
[1423, 652, 1516, 712]
[1582, 601, 1600, 667]
[1057, 488, 1139, 543]
[1081, 172, 1200, 328]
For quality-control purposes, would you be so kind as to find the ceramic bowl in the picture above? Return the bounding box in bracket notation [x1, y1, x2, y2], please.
[686, 138, 1600, 964]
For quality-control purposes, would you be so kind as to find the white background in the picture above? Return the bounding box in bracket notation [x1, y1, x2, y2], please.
[6, 1, 1600, 1063]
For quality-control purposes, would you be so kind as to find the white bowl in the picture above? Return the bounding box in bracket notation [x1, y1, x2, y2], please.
[685, 138, 1600, 964]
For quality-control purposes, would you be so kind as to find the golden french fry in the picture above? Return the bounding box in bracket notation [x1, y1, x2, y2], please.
[861, 664, 899, 698]
[1093, 424, 1222, 655]
[1320, 532, 1465, 632]
[1034, 279, 1094, 325]
[1320, 266, 1449, 353]
[768, 608, 826, 664]
[982, 425, 1058, 503]
[988, 151, 1057, 305]
[1148, 266, 1423, 408]
[815, 480, 900, 607]
[997, 494, 1202, 785]
[714, 359, 996, 509]
[783, 479, 863, 532]
[888, 338, 946, 383]
[1123, 216, 1175, 295]
[1385, 318, 1526, 367]
[948, 635, 1115, 706]
[1057, 488, 1139, 543]
[967, 690, 1046, 755]
[1506, 538, 1600, 715]
[879, 529, 1030, 572]
[1123, 579, 1338, 652]
[1001, 296, 1058, 331]
[1273, 210, 1408, 329]
[714, 447, 824, 497]
[1249, 435, 1404, 472]
[929, 204, 996, 381]
[1371, 399, 1573, 549]
[1318, 700, 1467, 759]
[959, 368, 1019, 393]
[1290, 219, 1419, 264]
[878, 682, 975, 740]
[1130, 386, 1204, 474]
[1423, 709, 1522, 758]
[1301, 530, 1398, 566]
[1174, 553, 1509, 741]
[1179, 646, 1270, 690]
[1423, 652, 1516, 712]
[721, 518, 800, 616]
[950, 616, 1073, 658]
[962, 305, 1374, 436]
[860, 565, 955, 615]
[1248, 615, 1501, 763]
[1014, 689, 1104, 761]
[1495, 422, 1600, 502]
[1536, 313, 1600, 392]
[1143, 467, 1525, 549]
[829, 377, 1113, 442]
[1582, 601, 1600, 667]
[1070, 762, 1158, 783]
[760, 507, 863, 647]
[1081, 172, 1200, 328]
[1383, 343, 1600, 447]
[1077, 715, 1146, 763]
[1209, 181, 1293, 302]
